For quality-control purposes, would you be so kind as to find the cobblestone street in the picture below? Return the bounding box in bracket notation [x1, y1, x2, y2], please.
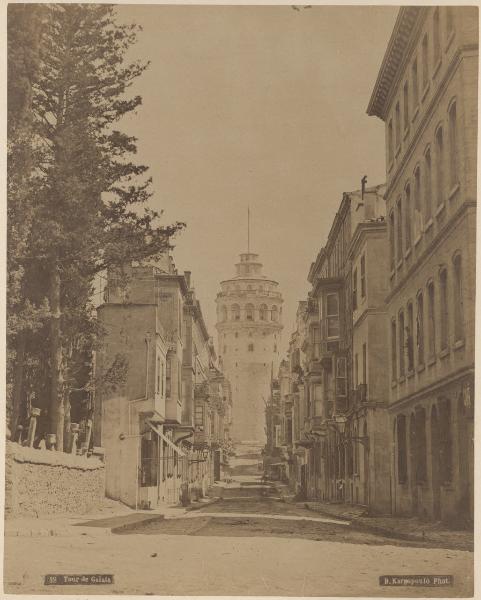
[4, 484, 474, 596]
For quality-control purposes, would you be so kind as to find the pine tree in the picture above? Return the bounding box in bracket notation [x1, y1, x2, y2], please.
[7, 4, 184, 449]
[7, 5, 49, 437]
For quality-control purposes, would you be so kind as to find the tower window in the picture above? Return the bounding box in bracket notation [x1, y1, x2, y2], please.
[232, 304, 240, 320]
[259, 304, 268, 321]
[248, 343, 254, 352]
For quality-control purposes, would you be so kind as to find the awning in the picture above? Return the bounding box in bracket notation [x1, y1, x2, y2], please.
[147, 421, 186, 457]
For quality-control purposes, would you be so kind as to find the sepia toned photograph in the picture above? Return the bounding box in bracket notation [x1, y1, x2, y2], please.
[4, 2, 477, 597]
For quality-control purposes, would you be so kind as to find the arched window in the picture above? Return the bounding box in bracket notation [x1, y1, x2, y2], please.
[389, 210, 395, 271]
[245, 303, 255, 321]
[424, 147, 432, 221]
[453, 253, 464, 341]
[435, 126, 444, 206]
[414, 166, 423, 239]
[395, 101, 401, 148]
[271, 305, 278, 322]
[232, 304, 240, 321]
[396, 197, 403, 262]
[405, 184, 412, 250]
[220, 305, 227, 322]
[398, 310, 405, 376]
[415, 406, 427, 483]
[403, 81, 409, 131]
[427, 280, 436, 358]
[407, 301, 414, 371]
[407, 413, 415, 485]
[439, 267, 449, 350]
[439, 398, 453, 482]
[416, 292, 425, 365]
[391, 319, 397, 380]
[259, 304, 268, 321]
[388, 119, 393, 164]
[448, 101, 458, 188]
[397, 414, 407, 484]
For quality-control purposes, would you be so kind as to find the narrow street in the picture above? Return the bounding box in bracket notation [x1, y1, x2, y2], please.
[4, 456, 474, 596]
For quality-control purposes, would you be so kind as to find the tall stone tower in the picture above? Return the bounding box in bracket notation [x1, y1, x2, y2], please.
[216, 252, 283, 445]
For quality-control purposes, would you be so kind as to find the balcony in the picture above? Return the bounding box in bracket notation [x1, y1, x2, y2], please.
[217, 290, 282, 299]
[307, 359, 323, 375]
[351, 384, 368, 405]
[310, 415, 325, 432]
[358, 383, 368, 403]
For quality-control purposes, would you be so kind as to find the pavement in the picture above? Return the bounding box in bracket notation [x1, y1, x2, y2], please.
[4, 497, 474, 596]
[3, 456, 474, 596]
[4, 496, 219, 538]
[289, 499, 474, 552]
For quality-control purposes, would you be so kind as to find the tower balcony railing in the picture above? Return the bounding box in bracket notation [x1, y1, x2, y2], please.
[217, 290, 282, 299]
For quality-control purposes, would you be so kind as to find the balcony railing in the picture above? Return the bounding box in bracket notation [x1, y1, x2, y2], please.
[350, 384, 368, 405]
[358, 383, 368, 403]
[310, 415, 324, 431]
[217, 290, 282, 299]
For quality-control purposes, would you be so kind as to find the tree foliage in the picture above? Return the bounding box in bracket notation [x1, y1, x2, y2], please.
[7, 4, 184, 448]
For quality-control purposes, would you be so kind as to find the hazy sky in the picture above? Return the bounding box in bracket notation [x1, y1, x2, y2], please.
[116, 4, 398, 355]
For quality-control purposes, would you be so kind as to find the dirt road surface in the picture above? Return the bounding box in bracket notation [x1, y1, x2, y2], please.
[4, 494, 473, 596]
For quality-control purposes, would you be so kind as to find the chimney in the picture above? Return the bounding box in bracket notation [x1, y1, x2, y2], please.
[184, 271, 191, 288]
[361, 175, 367, 201]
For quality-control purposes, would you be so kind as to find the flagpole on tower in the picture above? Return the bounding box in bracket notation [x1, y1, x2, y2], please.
[247, 206, 250, 253]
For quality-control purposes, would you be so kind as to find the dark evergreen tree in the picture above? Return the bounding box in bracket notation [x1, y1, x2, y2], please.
[7, 4, 184, 449]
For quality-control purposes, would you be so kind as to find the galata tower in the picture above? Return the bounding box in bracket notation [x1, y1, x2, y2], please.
[216, 251, 283, 445]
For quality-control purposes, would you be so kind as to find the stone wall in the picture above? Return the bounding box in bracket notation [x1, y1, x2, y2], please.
[5, 441, 105, 517]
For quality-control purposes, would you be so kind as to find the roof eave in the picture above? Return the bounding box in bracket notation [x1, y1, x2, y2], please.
[367, 7, 424, 120]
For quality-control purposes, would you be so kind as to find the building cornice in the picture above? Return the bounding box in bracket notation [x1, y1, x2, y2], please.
[312, 276, 343, 297]
[157, 273, 189, 296]
[388, 365, 474, 412]
[353, 306, 388, 331]
[347, 220, 387, 261]
[220, 277, 279, 286]
[367, 7, 424, 119]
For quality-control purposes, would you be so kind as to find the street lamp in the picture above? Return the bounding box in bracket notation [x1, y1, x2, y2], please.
[189, 445, 210, 463]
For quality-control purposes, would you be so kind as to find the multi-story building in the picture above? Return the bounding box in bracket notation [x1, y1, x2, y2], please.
[216, 251, 283, 446]
[94, 254, 231, 508]
[276, 184, 389, 512]
[367, 6, 476, 522]
[298, 184, 385, 506]
[192, 366, 232, 490]
[346, 188, 391, 513]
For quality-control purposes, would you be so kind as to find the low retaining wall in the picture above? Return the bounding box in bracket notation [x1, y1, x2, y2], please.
[5, 441, 105, 517]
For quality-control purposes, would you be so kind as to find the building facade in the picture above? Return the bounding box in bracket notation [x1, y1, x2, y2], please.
[216, 252, 283, 445]
[94, 255, 232, 508]
[268, 184, 392, 514]
[368, 6, 476, 522]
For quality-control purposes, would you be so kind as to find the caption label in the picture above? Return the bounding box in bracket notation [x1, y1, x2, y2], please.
[45, 574, 114, 585]
[380, 575, 453, 587]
